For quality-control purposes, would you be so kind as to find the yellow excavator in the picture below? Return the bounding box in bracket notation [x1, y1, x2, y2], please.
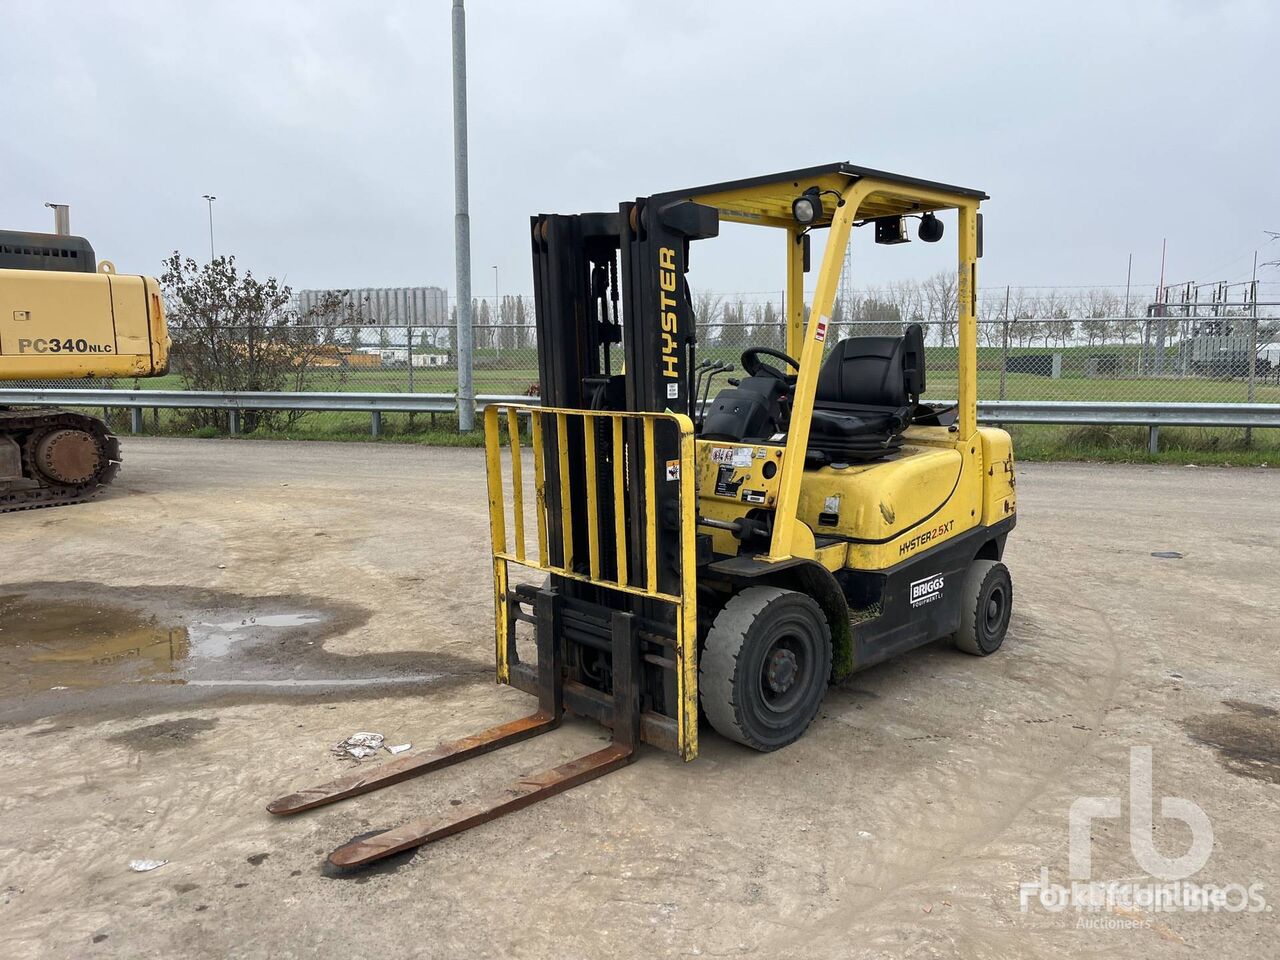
[0, 227, 169, 511]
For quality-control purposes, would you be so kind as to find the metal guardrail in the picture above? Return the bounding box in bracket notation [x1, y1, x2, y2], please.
[979, 400, 1280, 426]
[978, 400, 1280, 453]
[0, 388, 530, 437]
[1, 389, 1277, 450]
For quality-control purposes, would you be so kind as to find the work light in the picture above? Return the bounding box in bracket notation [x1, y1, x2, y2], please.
[792, 188, 823, 225]
[918, 211, 944, 243]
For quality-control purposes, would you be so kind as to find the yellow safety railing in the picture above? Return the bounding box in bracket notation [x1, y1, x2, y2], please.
[483, 403, 699, 760]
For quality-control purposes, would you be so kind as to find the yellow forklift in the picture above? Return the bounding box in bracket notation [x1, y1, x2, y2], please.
[270, 163, 1017, 867]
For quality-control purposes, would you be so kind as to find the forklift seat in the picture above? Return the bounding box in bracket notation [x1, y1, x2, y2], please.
[806, 324, 926, 464]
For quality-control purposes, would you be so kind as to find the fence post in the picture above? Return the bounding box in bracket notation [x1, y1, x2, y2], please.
[371, 411, 382, 438]
[131, 407, 143, 434]
[229, 410, 240, 435]
[407, 325, 415, 394]
[1147, 425, 1159, 455]
[998, 285, 1010, 401]
[1246, 272, 1258, 447]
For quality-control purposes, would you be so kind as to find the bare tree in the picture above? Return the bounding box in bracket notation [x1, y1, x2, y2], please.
[1008, 289, 1039, 348]
[1034, 289, 1073, 347]
[693, 290, 724, 348]
[1264, 231, 1279, 268]
[922, 271, 958, 346]
[884, 280, 922, 337]
[1079, 288, 1117, 349]
[977, 288, 1006, 348]
[760, 300, 780, 350]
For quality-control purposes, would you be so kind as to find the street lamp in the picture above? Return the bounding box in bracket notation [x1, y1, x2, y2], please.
[202, 195, 217, 261]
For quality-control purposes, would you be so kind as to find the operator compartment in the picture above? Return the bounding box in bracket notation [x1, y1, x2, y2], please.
[701, 323, 948, 465]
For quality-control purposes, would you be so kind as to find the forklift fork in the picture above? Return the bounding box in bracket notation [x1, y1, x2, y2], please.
[267, 590, 642, 869]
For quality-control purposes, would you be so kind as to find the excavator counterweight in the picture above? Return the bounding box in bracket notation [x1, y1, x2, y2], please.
[0, 228, 170, 511]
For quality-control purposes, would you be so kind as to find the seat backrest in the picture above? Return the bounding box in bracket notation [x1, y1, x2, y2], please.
[815, 323, 926, 407]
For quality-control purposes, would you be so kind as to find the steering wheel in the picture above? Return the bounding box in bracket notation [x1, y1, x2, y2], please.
[741, 346, 801, 384]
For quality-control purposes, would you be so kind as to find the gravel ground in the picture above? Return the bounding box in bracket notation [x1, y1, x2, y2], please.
[0, 438, 1275, 959]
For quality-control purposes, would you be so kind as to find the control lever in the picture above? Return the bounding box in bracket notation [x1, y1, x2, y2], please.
[691, 359, 716, 411]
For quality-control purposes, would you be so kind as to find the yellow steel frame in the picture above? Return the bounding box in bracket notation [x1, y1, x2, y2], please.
[483, 404, 700, 760]
[784, 226, 805, 359]
[685, 175, 981, 563]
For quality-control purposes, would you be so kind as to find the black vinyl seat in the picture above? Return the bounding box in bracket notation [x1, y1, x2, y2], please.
[807, 324, 926, 464]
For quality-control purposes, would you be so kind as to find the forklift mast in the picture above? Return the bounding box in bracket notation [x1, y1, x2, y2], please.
[529, 199, 719, 413]
[530, 200, 717, 596]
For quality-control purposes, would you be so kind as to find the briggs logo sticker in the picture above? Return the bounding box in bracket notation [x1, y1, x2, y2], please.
[909, 574, 944, 607]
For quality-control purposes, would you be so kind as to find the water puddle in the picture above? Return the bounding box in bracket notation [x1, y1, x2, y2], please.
[0, 595, 332, 693]
[0, 582, 488, 726]
[1183, 699, 1280, 784]
[0, 595, 190, 694]
[189, 614, 322, 658]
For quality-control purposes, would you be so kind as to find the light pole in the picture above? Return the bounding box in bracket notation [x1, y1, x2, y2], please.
[202, 194, 216, 261]
[492, 264, 499, 357]
[452, 0, 474, 431]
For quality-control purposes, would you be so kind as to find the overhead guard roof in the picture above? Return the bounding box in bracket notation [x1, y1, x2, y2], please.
[654, 162, 988, 229]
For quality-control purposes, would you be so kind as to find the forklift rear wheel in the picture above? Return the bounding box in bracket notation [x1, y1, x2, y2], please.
[954, 559, 1012, 656]
[700, 586, 832, 751]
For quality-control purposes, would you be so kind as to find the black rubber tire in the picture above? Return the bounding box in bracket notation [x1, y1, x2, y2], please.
[954, 559, 1013, 656]
[699, 586, 832, 751]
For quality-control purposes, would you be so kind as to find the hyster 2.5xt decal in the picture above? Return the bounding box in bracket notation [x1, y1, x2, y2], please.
[898, 519, 955, 557]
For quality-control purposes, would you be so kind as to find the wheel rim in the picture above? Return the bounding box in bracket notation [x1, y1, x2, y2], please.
[33, 429, 102, 485]
[758, 633, 808, 714]
[984, 584, 1006, 637]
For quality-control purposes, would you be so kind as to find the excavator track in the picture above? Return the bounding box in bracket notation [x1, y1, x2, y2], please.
[0, 409, 122, 513]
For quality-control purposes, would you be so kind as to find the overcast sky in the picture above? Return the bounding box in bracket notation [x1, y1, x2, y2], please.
[4, 1, 1276, 303]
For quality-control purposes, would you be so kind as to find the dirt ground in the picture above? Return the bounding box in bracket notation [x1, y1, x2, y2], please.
[0, 438, 1276, 959]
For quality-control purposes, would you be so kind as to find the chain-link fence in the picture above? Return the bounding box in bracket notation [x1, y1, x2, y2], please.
[12, 290, 1280, 439]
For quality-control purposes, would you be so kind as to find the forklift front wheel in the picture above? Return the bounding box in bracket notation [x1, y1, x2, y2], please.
[700, 587, 832, 752]
[954, 559, 1013, 656]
